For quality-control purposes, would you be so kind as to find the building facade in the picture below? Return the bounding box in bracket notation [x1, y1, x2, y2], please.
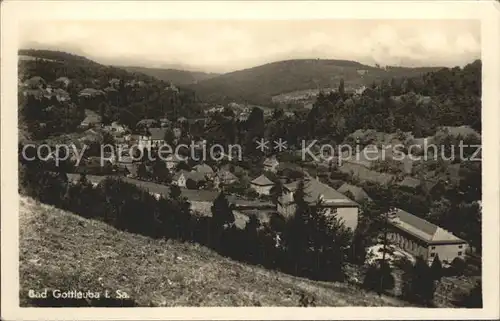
[277, 177, 359, 232]
[250, 174, 274, 195]
[387, 208, 469, 265]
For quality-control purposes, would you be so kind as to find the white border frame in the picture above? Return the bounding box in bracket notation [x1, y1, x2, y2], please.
[1, 1, 499, 320]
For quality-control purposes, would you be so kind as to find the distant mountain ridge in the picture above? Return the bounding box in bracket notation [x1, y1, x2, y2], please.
[18, 49, 444, 107]
[121, 66, 220, 85]
[188, 59, 443, 105]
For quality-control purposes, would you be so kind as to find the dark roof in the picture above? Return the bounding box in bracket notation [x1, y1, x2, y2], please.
[186, 171, 207, 182]
[217, 169, 238, 181]
[148, 128, 167, 141]
[390, 209, 466, 245]
[337, 183, 372, 202]
[284, 177, 357, 207]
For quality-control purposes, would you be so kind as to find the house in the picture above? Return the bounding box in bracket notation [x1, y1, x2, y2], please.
[193, 163, 214, 177]
[149, 128, 167, 148]
[137, 132, 151, 151]
[53, 88, 70, 102]
[172, 171, 188, 187]
[214, 169, 238, 188]
[172, 127, 182, 138]
[78, 88, 105, 98]
[125, 80, 146, 88]
[387, 208, 469, 265]
[104, 86, 118, 94]
[160, 118, 171, 128]
[55, 76, 70, 88]
[277, 177, 359, 232]
[172, 170, 207, 188]
[186, 171, 208, 188]
[263, 156, 279, 173]
[136, 119, 159, 129]
[338, 162, 395, 185]
[106, 121, 126, 134]
[397, 176, 422, 190]
[337, 183, 372, 203]
[22, 88, 45, 99]
[24, 76, 46, 89]
[165, 83, 179, 93]
[166, 154, 187, 170]
[250, 174, 275, 195]
[204, 106, 224, 115]
[79, 109, 102, 129]
[109, 78, 121, 88]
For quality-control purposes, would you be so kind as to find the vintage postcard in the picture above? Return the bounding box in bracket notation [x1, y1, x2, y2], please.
[1, 0, 499, 320]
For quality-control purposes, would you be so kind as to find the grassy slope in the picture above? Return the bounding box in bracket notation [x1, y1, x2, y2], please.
[19, 196, 407, 307]
[190, 59, 440, 105]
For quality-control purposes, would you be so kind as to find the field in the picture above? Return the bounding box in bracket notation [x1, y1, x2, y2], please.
[19, 196, 408, 307]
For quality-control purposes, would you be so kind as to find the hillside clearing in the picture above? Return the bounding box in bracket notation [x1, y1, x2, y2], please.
[19, 196, 407, 307]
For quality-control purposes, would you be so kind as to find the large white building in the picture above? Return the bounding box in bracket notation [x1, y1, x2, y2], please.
[277, 177, 359, 232]
[387, 208, 469, 265]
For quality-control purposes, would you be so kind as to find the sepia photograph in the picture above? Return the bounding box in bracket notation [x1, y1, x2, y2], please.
[1, 1, 499, 320]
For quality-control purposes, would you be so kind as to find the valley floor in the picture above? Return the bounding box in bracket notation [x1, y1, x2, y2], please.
[19, 196, 408, 307]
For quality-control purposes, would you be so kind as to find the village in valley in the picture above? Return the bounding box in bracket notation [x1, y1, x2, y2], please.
[17, 39, 482, 308]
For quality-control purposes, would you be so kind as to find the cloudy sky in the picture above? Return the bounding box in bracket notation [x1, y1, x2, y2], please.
[19, 19, 480, 73]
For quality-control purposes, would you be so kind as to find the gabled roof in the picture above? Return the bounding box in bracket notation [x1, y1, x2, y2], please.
[389, 208, 466, 245]
[251, 174, 274, 186]
[336, 183, 372, 202]
[186, 171, 207, 182]
[217, 169, 238, 181]
[284, 177, 357, 207]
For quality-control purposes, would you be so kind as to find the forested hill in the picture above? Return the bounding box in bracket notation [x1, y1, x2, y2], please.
[189, 59, 442, 105]
[19, 49, 158, 86]
[121, 66, 220, 85]
[303, 59, 481, 139]
[18, 49, 199, 140]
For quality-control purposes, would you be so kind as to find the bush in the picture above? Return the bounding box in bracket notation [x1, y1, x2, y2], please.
[448, 257, 466, 276]
[453, 280, 482, 308]
[185, 178, 198, 190]
[362, 261, 395, 293]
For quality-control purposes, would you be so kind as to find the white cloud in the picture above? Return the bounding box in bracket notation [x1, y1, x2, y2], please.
[19, 20, 480, 72]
